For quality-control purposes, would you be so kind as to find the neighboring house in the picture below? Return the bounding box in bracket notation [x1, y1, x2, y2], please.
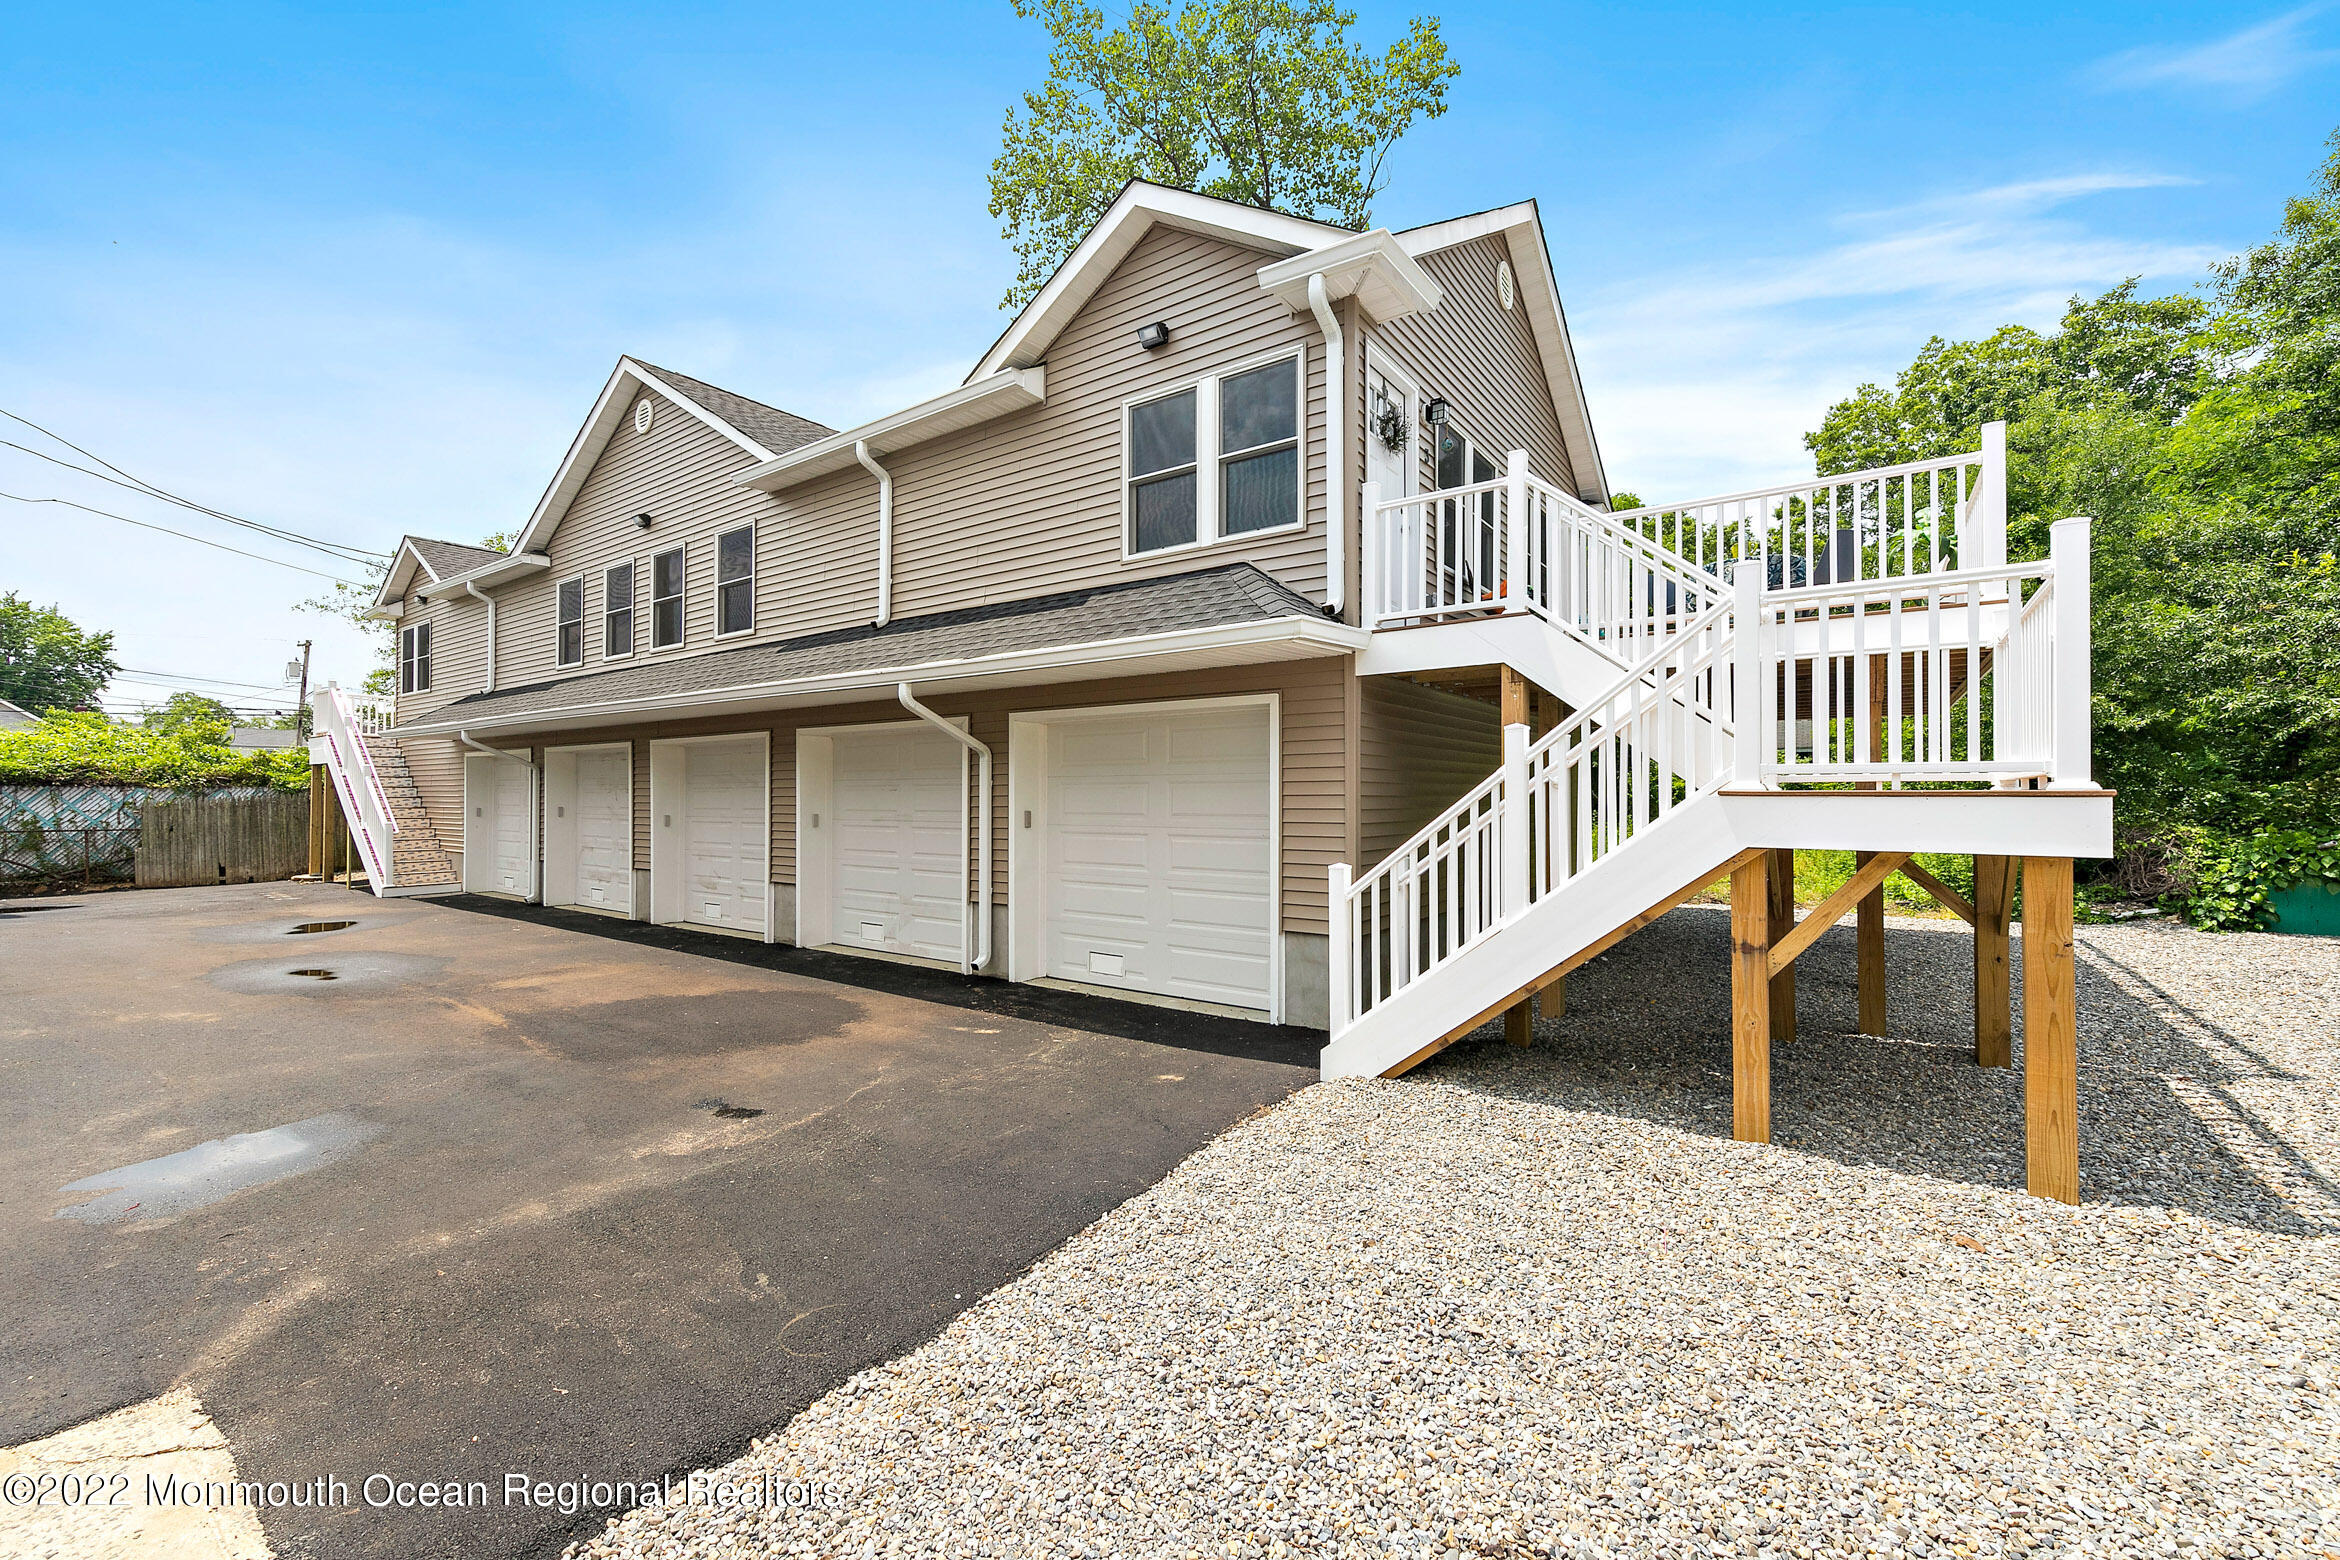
[313, 180, 2107, 1199]
[0, 698, 36, 729]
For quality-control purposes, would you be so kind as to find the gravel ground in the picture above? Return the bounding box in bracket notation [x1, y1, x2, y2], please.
[568, 910, 2340, 1559]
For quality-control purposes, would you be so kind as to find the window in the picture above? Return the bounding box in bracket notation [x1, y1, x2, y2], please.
[1434, 422, 1501, 599]
[651, 547, 685, 648]
[1127, 354, 1302, 556]
[556, 576, 585, 667]
[715, 525, 754, 636]
[604, 562, 635, 658]
[1219, 359, 1299, 535]
[399, 622, 432, 694]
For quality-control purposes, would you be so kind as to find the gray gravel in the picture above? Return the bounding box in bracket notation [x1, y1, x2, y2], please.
[568, 910, 2340, 1559]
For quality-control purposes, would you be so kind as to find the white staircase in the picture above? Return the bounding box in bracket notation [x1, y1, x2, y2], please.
[1328, 427, 2096, 1079]
[309, 685, 458, 897]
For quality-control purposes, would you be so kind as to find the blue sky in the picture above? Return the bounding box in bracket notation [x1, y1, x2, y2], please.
[2, 1, 2333, 711]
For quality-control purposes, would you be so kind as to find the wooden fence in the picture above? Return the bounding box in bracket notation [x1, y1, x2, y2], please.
[133, 791, 311, 888]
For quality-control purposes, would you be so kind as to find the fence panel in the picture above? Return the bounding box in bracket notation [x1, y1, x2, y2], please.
[135, 791, 311, 888]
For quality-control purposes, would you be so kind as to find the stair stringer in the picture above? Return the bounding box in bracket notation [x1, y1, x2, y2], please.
[1322, 790, 1746, 1080]
[1356, 612, 1628, 708]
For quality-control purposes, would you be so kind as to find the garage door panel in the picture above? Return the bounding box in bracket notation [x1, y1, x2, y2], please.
[1044, 705, 1272, 1011]
[682, 739, 766, 933]
[828, 727, 964, 964]
[574, 750, 631, 912]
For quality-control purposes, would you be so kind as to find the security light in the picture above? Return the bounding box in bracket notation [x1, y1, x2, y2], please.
[635, 513, 655, 530]
[1136, 321, 1171, 351]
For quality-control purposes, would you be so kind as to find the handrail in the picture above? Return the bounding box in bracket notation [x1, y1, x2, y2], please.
[312, 685, 399, 892]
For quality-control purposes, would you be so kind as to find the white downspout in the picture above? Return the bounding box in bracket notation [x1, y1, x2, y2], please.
[1306, 273, 1346, 620]
[895, 683, 991, 976]
[462, 581, 497, 692]
[856, 440, 894, 628]
[459, 730, 540, 903]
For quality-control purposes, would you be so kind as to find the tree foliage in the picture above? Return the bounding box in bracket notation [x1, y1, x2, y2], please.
[0, 711, 307, 789]
[0, 594, 117, 715]
[140, 691, 237, 741]
[989, 0, 1458, 307]
[1805, 129, 2340, 917]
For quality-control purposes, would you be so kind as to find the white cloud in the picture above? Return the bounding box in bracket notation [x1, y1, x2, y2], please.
[2091, 5, 2340, 103]
[1570, 173, 2225, 501]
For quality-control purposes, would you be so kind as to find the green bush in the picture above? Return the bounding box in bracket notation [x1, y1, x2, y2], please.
[2184, 830, 2340, 931]
[0, 712, 308, 790]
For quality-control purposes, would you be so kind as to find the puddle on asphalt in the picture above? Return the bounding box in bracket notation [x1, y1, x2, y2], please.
[695, 1098, 765, 1120]
[54, 1112, 383, 1224]
[286, 921, 356, 935]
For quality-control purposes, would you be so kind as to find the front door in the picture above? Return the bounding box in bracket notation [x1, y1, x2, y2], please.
[1365, 355, 1418, 613]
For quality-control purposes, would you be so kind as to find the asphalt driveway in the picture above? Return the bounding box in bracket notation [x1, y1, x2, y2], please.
[0, 882, 1318, 1559]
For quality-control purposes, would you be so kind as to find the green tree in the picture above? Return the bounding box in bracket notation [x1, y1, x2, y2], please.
[989, 0, 1459, 307]
[140, 692, 237, 742]
[0, 594, 117, 714]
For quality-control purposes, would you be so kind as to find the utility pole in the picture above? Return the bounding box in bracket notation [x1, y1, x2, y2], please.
[291, 640, 313, 741]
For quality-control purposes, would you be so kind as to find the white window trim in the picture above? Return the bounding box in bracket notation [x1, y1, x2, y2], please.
[554, 572, 587, 668]
[649, 544, 687, 652]
[602, 561, 637, 662]
[712, 522, 756, 640]
[400, 622, 432, 694]
[1121, 348, 1307, 564]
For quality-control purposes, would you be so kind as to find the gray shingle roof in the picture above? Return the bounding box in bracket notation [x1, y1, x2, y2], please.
[634, 361, 834, 458]
[407, 563, 1330, 730]
[408, 537, 506, 577]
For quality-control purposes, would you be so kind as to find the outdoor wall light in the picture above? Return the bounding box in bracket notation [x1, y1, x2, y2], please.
[634, 512, 655, 530]
[1136, 321, 1171, 351]
[1422, 396, 1452, 427]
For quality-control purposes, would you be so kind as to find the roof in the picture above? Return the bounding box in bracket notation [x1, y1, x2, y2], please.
[408, 537, 505, 577]
[0, 697, 36, 726]
[628, 361, 833, 460]
[394, 562, 1357, 736]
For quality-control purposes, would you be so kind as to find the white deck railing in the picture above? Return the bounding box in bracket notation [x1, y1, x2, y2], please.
[311, 683, 400, 892]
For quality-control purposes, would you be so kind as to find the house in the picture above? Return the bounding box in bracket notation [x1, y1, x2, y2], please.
[309, 181, 2110, 1201]
[0, 698, 36, 729]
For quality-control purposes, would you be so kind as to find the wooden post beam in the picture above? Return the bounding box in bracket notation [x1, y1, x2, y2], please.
[1732, 855, 1772, 1143]
[1499, 664, 1534, 1047]
[2023, 855, 2078, 1202]
[1857, 850, 1888, 1037]
[1974, 855, 2014, 1068]
[1766, 848, 1796, 1043]
[1766, 851, 1910, 979]
[1896, 860, 1976, 925]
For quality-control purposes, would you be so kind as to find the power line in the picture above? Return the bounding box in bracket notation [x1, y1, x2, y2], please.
[117, 665, 295, 692]
[0, 439, 385, 567]
[0, 490, 365, 585]
[0, 408, 389, 564]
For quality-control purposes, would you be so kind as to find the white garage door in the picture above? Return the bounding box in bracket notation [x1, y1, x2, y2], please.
[1045, 705, 1272, 1010]
[466, 755, 534, 897]
[573, 748, 632, 913]
[830, 726, 964, 962]
[683, 738, 766, 934]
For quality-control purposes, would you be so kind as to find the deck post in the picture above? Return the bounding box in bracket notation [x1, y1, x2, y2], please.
[1500, 669, 1535, 1047]
[2049, 517, 2094, 789]
[307, 764, 326, 877]
[2023, 856, 2078, 1202]
[1359, 480, 1382, 624]
[1855, 850, 1887, 1036]
[1731, 854, 1772, 1143]
[1766, 847, 1796, 1043]
[1732, 569, 1764, 784]
[1505, 449, 1531, 612]
[1974, 855, 2014, 1068]
[1326, 863, 1352, 1037]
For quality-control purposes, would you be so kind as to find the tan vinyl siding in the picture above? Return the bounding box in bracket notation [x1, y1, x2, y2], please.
[1356, 677, 1501, 866]
[1373, 233, 1574, 495]
[488, 657, 1347, 935]
[399, 734, 469, 848]
[886, 224, 1330, 616]
[389, 588, 488, 726]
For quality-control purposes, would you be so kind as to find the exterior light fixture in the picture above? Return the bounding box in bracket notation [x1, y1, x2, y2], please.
[1136, 321, 1171, 351]
[1422, 396, 1451, 427]
[634, 512, 655, 530]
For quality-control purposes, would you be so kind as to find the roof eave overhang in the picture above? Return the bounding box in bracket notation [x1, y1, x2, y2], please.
[1394, 202, 1611, 506]
[370, 537, 442, 613]
[416, 552, 553, 600]
[1255, 230, 1443, 323]
[389, 614, 1367, 741]
[736, 367, 1047, 493]
[968, 182, 1356, 382]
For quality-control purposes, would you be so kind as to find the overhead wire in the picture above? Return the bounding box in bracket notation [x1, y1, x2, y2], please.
[0, 490, 365, 585]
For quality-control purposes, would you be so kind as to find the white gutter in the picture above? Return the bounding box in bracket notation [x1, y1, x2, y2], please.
[463, 581, 498, 692]
[856, 440, 894, 628]
[896, 683, 992, 976]
[1306, 273, 1346, 621]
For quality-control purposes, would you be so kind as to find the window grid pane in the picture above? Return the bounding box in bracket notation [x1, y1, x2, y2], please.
[1131, 470, 1198, 554]
[718, 579, 752, 636]
[651, 549, 684, 647]
[716, 527, 752, 583]
[1220, 360, 1297, 455]
[1130, 390, 1196, 478]
[1222, 445, 1297, 535]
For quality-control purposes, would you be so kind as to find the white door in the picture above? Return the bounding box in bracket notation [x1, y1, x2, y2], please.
[1365, 356, 1418, 612]
[465, 755, 534, 897]
[573, 748, 632, 913]
[682, 738, 766, 933]
[829, 726, 964, 962]
[1045, 705, 1272, 1010]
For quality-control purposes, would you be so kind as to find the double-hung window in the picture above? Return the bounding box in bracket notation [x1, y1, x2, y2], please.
[650, 547, 685, 648]
[556, 577, 585, 667]
[604, 562, 635, 658]
[1126, 353, 1301, 556]
[1434, 421, 1501, 599]
[398, 622, 432, 694]
[715, 525, 754, 636]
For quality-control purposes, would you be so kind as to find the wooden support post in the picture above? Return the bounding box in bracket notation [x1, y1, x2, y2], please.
[1501, 665, 1534, 1048]
[1732, 855, 1772, 1143]
[307, 765, 324, 877]
[1974, 855, 2014, 1068]
[1766, 847, 1796, 1043]
[2023, 856, 2078, 1203]
[1856, 850, 1887, 1037]
[1546, 973, 1565, 1017]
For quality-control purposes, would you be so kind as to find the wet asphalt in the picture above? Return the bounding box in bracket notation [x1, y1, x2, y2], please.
[0, 882, 1318, 1559]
